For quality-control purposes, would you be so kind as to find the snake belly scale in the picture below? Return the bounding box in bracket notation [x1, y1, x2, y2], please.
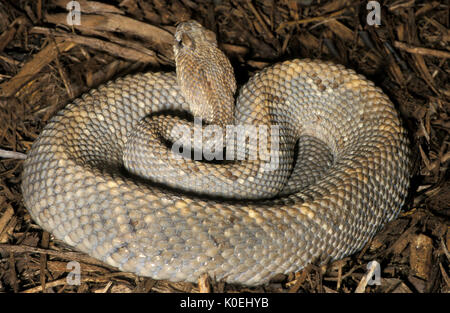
[21, 21, 411, 285]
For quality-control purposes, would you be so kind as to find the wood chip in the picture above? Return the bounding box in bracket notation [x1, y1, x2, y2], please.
[44, 13, 174, 59]
[394, 41, 450, 59]
[197, 273, 211, 293]
[0, 199, 15, 243]
[409, 234, 433, 280]
[53, 0, 124, 15]
[0, 40, 76, 97]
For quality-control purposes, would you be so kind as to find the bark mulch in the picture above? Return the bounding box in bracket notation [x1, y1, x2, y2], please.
[0, 0, 448, 293]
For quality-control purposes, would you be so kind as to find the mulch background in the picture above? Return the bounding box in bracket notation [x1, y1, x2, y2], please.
[0, 0, 448, 293]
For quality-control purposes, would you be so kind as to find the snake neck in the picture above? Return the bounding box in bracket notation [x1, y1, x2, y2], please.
[174, 20, 237, 128]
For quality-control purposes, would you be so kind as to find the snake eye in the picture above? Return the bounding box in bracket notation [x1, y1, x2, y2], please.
[176, 38, 183, 48]
[177, 33, 193, 49]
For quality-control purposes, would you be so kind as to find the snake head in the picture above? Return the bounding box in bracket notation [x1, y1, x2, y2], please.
[173, 20, 236, 126]
[174, 20, 218, 55]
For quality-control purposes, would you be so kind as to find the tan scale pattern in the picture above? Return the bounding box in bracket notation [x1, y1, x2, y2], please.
[21, 21, 410, 285]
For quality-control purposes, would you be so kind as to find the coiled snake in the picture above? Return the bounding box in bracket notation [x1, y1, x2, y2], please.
[21, 21, 411, 285]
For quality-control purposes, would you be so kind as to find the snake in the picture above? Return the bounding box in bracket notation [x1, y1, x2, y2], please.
[21, 21, 411, 286]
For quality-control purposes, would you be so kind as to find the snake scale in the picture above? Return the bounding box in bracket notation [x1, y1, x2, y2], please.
[21, 21, 411, 285]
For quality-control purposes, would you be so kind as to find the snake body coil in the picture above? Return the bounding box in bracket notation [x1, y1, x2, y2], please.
[21, 21, 410, 285]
